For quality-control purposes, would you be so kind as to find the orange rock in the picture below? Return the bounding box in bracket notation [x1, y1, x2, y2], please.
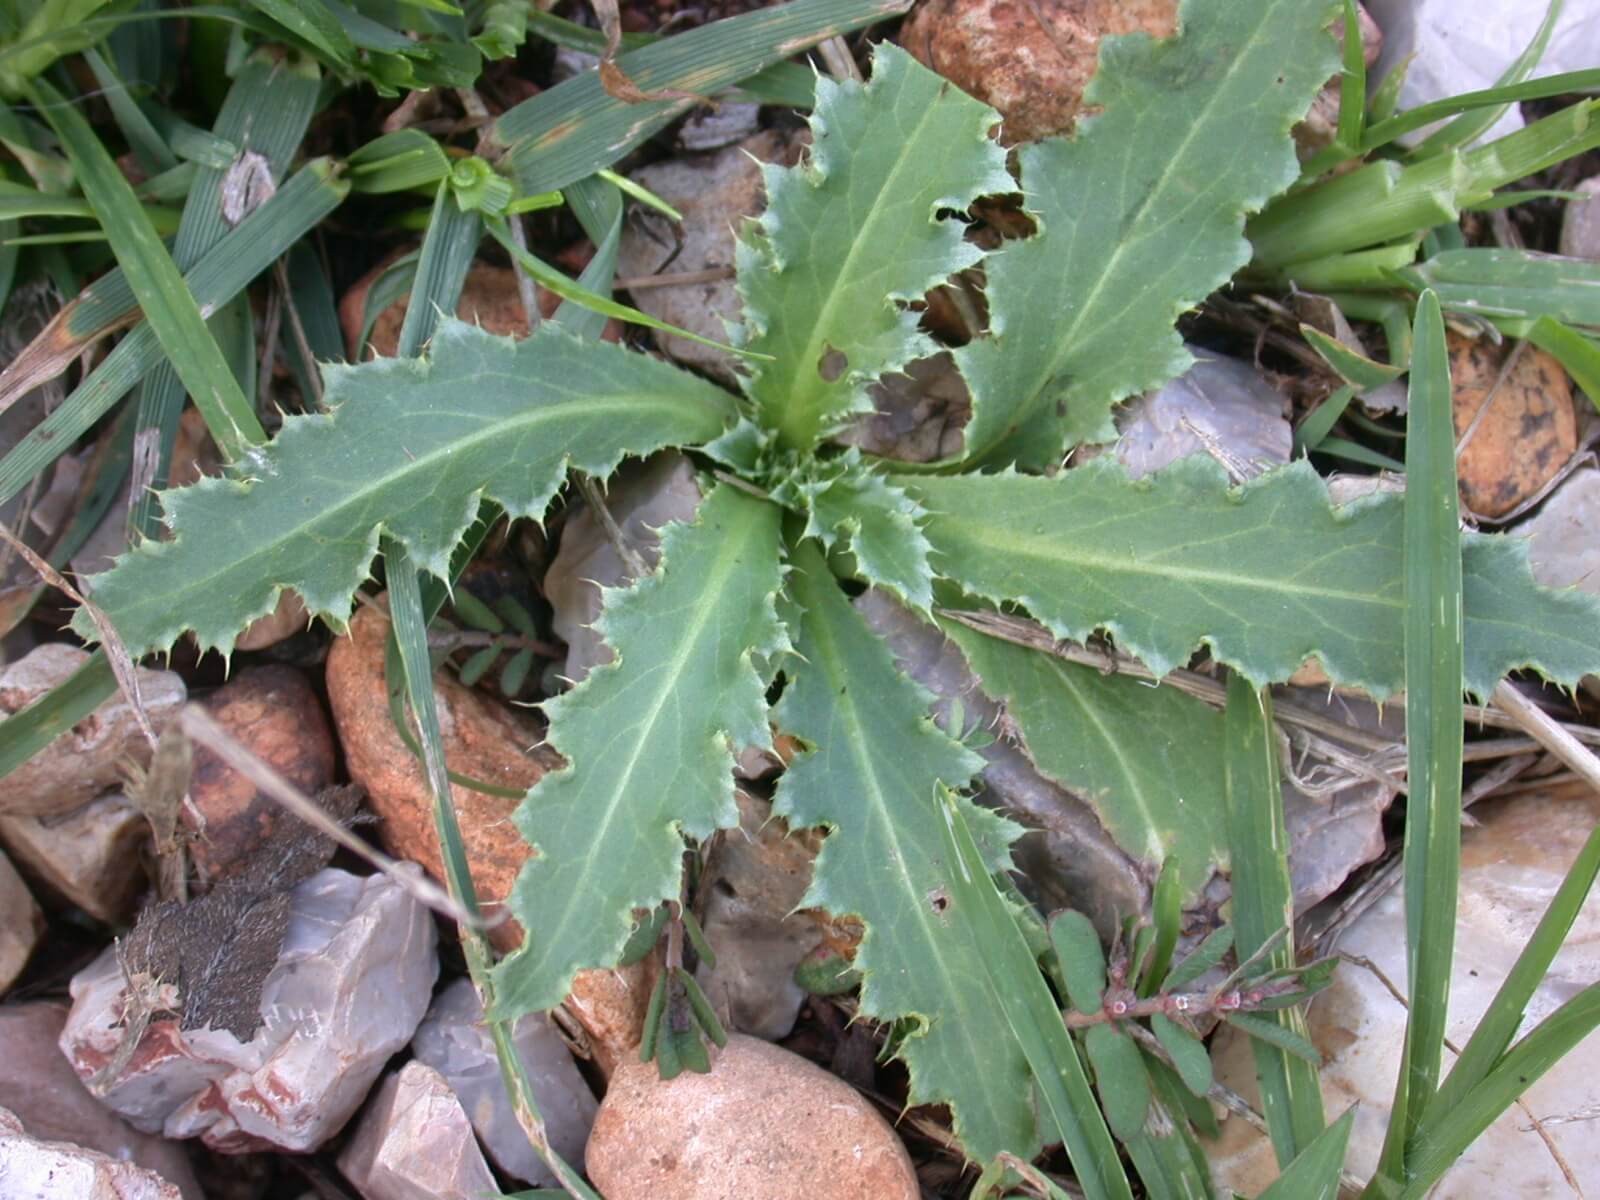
[1449, 333, 1576, 518]
[900, 0, 1176, 145]
[324, 602, 555, 950]
[183, 666, 336, 885]
[340, 257, 548, 361]
[325, 602, 654, 1069]
[233, 592, 310, 653]
[565, 960, 660, 1080]
[585, 1034, 919, 1200]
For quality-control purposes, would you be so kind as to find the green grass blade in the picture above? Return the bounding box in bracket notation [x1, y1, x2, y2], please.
[1293, 384, 1355, 455]
[244, 0, 355, 66]
[1399, 983, 1600, 1199]
[347, 129, 452, 194]
[1393, 248, 1600, 333]
[385, 554, 601, 1200]
[1257, 1108, 1356, 1200]
[554, 173, 622, 338]
[937, 791, 1134, 1200]
[0, 650, 117, 782]
[282, 240, 345, 402]
[0, 159, 348, 510]
[493, 0, 908, 194]
[1139, 858, 1182, 997]
[1333, 0, 1366, 154]
[1300, 326, 1405, 392]
[81, 46, 177, 175]
[129, 51, 322, 537]
[1223, 672, 1325, 1166]
[26, 75, 265, 460]
[1410, 0, 1563, 158]
[485, 216, 746, 352]
[1420, 820, 1600, 1131]
[1526, 315, 1600, 410]
[377, 207, 600, 1199]
[1372, 288, 1463, 1188]
[398, 182, 482, 355]
[1361, 69, 1600, 154]
[523, 10, 817, 108]
[0, 0, 114, 92]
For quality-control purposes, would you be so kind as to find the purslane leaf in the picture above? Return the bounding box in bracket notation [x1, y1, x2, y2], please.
[902, 457, 1600, 698]
[493, 485, 788, 1016]
[775, 541, 1039, 1162]
[954, 0, 1339, 467]
[800, 458, 936, 612]
[943, 619, 1226, 901]
[739, 43, 1010, 451]
[77, 319, 737, 656]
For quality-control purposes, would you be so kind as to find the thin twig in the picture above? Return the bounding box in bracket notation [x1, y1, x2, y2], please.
[1455, 339, 1526, 460]
[815, 35, 862, 82]
[273, 257, 326, 410]
[576, 473, 648, 578]
[940, 608, 1600, 750]
[177, 705, 490, 929]
[0, 522, 155, 749]
[1492, 680, 1600, 796]
[1339, 951, 1585, 1195]
[258, 280, 283, 415]
[1307, 752, 1537, 955]
[503, 211, 543, 336]
[938, 609, 1400, 752]
[614, 266, 734, 291]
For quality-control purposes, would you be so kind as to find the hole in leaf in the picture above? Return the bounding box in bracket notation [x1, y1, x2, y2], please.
[817, 345, 848, 383]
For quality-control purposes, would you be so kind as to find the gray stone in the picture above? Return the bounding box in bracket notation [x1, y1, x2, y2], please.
[0, 643, 185, 817]
[337, 1061, 499, 1200]
[0, 846, 42, 994]
[1110, 351, 1291, 482]
[616, 131, 795, 382]
[0, 1003, 201, 1199]
[1559, 176, 1600, 262]
[0, 790, 149, 922]
[412, 977, 596, 1186]
[1364, 0, 1600, 146]
[545, 452, 702, 685]
[0, 1104, 184, 1200]
[60, 868, 438, 1153]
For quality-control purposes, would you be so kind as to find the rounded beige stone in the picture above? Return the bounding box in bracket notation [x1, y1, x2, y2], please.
[586, 1033, 918, 1200]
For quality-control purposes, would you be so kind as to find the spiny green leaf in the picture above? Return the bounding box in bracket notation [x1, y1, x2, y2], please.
[902, 458, 1600, 698]
[739, 43, 1008, 450]
[775, 541, 1040, 1162]
[77, 319, 737, 657]
[493, 485, 787, 1016]
[944, 619, 1226, 900]
[955, 0, 1339, 467]
[800, 458, 935, 612]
